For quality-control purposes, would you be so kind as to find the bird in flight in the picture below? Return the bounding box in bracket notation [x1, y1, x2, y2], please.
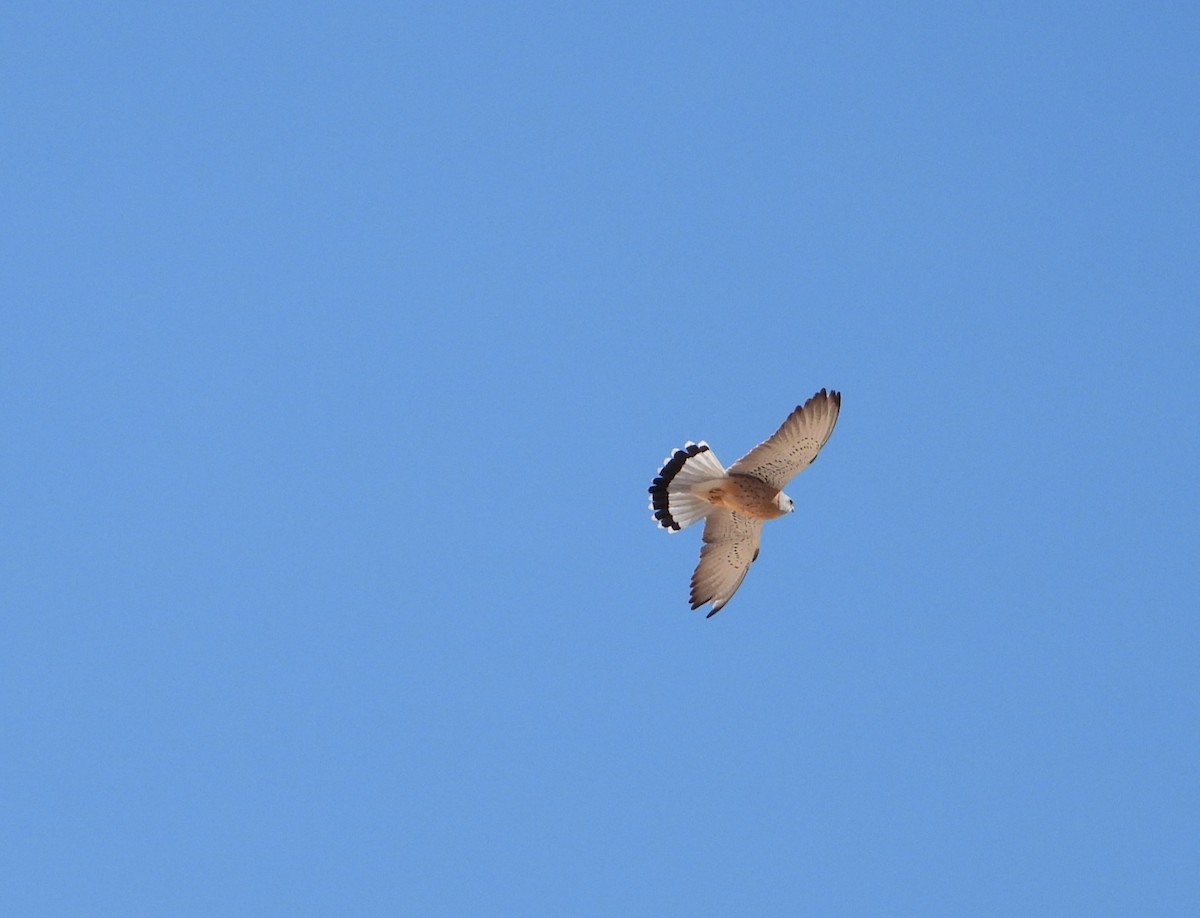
[648, 388, 841, 617]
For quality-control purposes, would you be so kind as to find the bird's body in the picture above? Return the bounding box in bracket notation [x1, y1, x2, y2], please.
[648, 388, 841, 617]
[690, 474, 791, 521]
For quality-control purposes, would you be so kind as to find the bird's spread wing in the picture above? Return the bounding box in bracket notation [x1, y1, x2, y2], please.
[727, 388, 841, 491]
[690, 510, 764, 617]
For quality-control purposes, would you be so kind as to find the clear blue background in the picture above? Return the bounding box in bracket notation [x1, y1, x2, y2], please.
[3, 2, 1197, 915]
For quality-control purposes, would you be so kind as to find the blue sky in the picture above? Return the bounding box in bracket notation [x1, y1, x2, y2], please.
[3, 2, 1197, 915]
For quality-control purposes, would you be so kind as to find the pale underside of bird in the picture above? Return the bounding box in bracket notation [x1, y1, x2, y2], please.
[648, 388, 841, 617]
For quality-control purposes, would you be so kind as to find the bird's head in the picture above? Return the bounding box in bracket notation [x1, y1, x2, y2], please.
[777, 491, 795, 514]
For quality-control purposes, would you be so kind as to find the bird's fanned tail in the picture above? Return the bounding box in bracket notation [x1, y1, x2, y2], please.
[648, 441, 725, 531]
